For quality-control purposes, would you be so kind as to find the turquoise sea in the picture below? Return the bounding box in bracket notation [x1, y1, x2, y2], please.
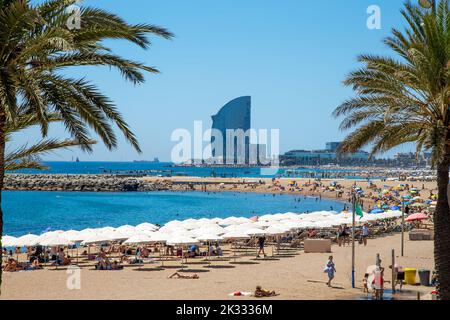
[11, 161, 363, 179]
[3, 191, 346, 237]
[4, 161, 355, 237]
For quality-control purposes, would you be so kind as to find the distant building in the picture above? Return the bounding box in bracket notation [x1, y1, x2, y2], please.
[394, 152, 431, 167]
[210, 96, 265, 165]
[281, 143, 369, 166]
[325, 142, 341, 152]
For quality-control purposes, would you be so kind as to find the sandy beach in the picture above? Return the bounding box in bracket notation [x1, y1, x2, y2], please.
[1, 232, 434, 300]
[142, 176, 438, 208]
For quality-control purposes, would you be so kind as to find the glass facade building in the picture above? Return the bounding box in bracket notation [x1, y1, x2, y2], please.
[211, 96, 251, 164]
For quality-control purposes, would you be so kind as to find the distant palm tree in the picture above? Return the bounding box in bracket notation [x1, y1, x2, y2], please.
[5, 113, 95, 171]
[0, 0, 173, 291]
[333, 0, 450, 299]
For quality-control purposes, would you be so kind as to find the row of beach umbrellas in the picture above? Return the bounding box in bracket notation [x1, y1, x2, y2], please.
[1, 210, 408, 248]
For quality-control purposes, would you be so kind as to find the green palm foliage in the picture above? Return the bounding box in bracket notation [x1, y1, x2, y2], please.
[0, 0, 173, 292]
[5, 113, 95, 170]
[333, 0, 450, 299]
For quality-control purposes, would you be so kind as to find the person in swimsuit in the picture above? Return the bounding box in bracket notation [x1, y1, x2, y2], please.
[168, 272, 199, 279]
[325, 256, 337, 287]
[254, 286, 276, 297]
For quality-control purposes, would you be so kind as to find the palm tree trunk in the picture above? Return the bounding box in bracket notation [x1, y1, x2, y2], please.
[0, 111, 5, 295]
[435, 145, 450, 300]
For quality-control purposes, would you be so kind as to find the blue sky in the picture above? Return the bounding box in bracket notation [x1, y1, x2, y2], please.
[15, 0, 416, 161]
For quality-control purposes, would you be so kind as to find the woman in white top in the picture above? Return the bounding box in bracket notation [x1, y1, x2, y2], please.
[361, 224, 369, 246]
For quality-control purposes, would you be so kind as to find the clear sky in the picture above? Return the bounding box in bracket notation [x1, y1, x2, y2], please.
[14, 0, 416, 161]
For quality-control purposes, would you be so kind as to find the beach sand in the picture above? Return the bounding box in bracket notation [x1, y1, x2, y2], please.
[1, 233, 434, 300]
[142, 176, 438, 209]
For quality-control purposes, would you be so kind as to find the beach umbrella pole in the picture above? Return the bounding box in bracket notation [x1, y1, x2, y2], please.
[207, 241, 211, 267]
[160, 243, 164, 268]
[181, 246, 184, 270]
[401, 202, 405, 257]
[351, 193, 356, 289]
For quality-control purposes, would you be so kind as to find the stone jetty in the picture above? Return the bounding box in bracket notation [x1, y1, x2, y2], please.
[3, 174, 172, 192]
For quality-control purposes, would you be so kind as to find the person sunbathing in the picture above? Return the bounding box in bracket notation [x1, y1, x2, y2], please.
[30, 259, 42, 270]
[111, 261, 123, 270]
[3, 259, 24, 272]
[120, 254, 130, 263]
[62, 256, 72, 266]
[254, 286, 276, 297]
[168, 272, 199, 279]
[98, 257, 111, 270]
[143, 247, 151, 257]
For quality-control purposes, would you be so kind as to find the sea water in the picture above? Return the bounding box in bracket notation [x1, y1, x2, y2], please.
[3, 191, 346, 236]
[10, 161, 362, 178]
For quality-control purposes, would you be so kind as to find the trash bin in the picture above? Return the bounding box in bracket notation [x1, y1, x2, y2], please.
[404, 268, 417, 285]
[418, 269, 430, 286]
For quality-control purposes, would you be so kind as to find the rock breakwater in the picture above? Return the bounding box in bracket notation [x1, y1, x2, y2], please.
[4, 174, 171, 192]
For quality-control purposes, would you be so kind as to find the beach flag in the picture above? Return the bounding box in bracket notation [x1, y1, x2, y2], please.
[355, 203, 364, 219]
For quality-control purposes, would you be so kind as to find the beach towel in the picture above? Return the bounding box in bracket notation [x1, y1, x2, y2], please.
[228, 291, 252, 297]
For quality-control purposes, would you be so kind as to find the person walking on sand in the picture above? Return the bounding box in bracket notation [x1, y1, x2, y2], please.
[361, 223, 369, 246]
[324, 256, 337, 287]
[257, 236, 267, 258]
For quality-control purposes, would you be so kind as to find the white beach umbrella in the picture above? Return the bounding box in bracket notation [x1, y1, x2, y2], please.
[100, 230, 129, 242]
[16, 234, 40, 247]
[96, 226, 116, 232]
[1, 235, 18, 247]
[196, 233, 223, 242]
[191, 226, 225, 237]
[222, 230, 250, 240]
[314, 221, 335, 228]
[163, 227, 194, 237]
[135, 223, 158, 231]
[245, 228, 270, 236]
[209, 218, 223, 224]
[74, 229, 97, 242]
[258, 214, 275, 221]
[62, 230, 84, 242]
[39, 234, 73, 247]
[147, 231, 170, 243]
[253, 220, 272, 228]
[202, 224, 226, 233]
[166, 235, 199, 269]
[270, 223, 293, 232]
[282, 212, 301, 219]
[163, 220, 182, 228]
[116, 225, 135, 234]
[265, 226, 287, 235]
[166, 235, 199, 246]
[123, 234, 153, 245]
[223, 224, 243, 232]
[81, 232, 113, 245]
[282, 221, 308, 230]
[219, 217, 245, 226]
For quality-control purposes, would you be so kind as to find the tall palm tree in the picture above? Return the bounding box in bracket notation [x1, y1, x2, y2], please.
[333, 0, 450, 299]
[5, 112, 95, 171]
[0, 0, 173, 291]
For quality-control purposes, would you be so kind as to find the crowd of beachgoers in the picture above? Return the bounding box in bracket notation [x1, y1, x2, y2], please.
[1, 175, 438, 300]
[1, 202, 432, 273]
